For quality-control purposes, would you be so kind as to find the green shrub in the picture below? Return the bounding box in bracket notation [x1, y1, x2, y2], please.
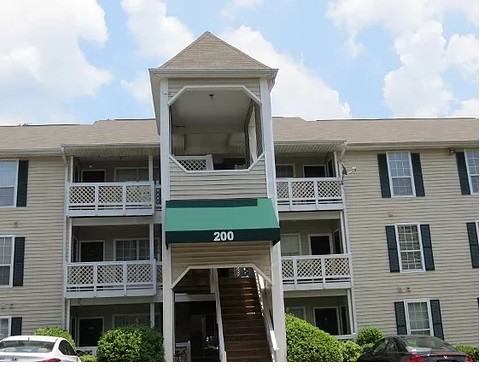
[455, 344, 478, 362]
[79, 354, 97, 362]
[285, 313, 343, 362]
[33, 327, 76, 349]
[355, 326, 384, 347]
[96, 325, 164, 362]
[341, 340, 364, 362]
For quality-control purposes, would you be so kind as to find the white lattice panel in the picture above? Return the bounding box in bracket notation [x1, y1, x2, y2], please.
[98, 185, 123, 204]
[157, 263, 163, 287]
[127, 263, 152, 283]
[317, 181, 342, 198]
[296, 258, 323, 278]
[324, 257, 350, 276]
[281, 260, 294, 278]
[126, 185, 151, 203]
[291, 181, 315, 199]
[276, 182, 289, 199]
[70, 186, 95, 204]
[179, 159, 207, 171]
[68, 266, 94, 285]
[98, 264, 123, 284]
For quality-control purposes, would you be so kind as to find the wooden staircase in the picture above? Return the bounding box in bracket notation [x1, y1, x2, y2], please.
[218, 276, 272, 362]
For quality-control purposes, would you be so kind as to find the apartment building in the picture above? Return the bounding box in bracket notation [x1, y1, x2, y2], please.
[0, 32, 478, 362]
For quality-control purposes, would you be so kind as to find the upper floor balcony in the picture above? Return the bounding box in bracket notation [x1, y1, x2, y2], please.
[281, 254, 352, 291]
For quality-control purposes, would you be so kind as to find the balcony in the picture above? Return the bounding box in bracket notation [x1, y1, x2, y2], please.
[67, 182, 159, 217]
[281, 254, 352, 291]
[276, 178, 343, 211]
[65, 260, 157, 298]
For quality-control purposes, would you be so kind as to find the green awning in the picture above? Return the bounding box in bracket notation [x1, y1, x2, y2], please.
[165, 198, 280, 245]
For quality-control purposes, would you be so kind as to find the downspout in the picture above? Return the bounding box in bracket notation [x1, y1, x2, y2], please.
[60, 147, 67, 330]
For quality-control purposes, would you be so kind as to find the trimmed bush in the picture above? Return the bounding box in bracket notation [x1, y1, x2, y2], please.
[285, 313, 343, 362]
[355, 326, 384, 347]
[33, 327, 76, 349]
[96, 325, 164, 362]
[341, 340, 364, 362]
[455, 345, 478, 362]
[79, 354, 97, 362]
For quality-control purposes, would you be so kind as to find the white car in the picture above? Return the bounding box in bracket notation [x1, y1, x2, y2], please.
[0, 335, 81, 362]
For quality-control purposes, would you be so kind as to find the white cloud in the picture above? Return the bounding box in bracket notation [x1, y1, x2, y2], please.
[0, 0, 111, 125]
[327, 0, 478, 117]
[451, 98, 479, 117]
[221, 26, 351, 119]
[220, 0, 263, 17]
[121, 72, 151, 103]
[121, 0, 194, 59]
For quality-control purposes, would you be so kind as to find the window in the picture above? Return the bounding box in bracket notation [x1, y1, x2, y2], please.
[286, 307, 305, 320]
[115, 239, 149, 261]
[113, 314, 150, 328]
[303, 165, 326, 178]
[405, 301, 432, 335]
[276, 165, 294, 178]
[0, 161, 17, 206]
[465, 150, 479, 194]
[0, 318, 10, 340]
[0, 237, 13, 286]
[387, 152, 415, 196]
[280, 234, 300, 256]
[396, 225, 424, 272]
[59, 340, 76, 356]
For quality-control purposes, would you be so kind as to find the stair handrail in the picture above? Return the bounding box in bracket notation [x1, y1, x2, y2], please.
[255, 273, 279, 362]
[213, 270, 227, 362]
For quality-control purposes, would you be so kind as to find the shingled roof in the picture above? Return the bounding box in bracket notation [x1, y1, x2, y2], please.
[159, 31, 273, 70]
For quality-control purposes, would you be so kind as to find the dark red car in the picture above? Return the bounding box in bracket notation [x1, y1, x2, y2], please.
[357, 335, 473, 362]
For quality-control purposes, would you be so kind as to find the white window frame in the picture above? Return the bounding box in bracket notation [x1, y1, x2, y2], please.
[0, 236, 15, 287]
[386, 152, 416, 197]
[114, 238, 150, 261]
[0, 160, 18, 208]
[308, 233, 334, 255]
[302, 164, 327, 178]
[464, 150, 479, 195]
[313, 306, 340, 335]
[280, 234, 301, 257]
[112, 313, 150, 328]
[0, 316, 11, 340]
[395, 223, 426, 273]
[404, 299, 434, 336]
[286, 307, 306, 320]
[275, 164, 295, 178]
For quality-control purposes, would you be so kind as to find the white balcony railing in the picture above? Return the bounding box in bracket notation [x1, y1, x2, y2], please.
[65, 260, 157, 298]
[67, 182, 155, 217]
[276, 178, 343, 211]
[281, 254, 352, 290]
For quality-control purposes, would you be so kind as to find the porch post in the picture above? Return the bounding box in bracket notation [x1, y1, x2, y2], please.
[149, 223, 154, 261]
[150, 302, 155, 328]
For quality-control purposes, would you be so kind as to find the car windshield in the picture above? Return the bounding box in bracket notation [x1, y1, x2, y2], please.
[402, 337, 458, 353]
[0, 340, 55, 353]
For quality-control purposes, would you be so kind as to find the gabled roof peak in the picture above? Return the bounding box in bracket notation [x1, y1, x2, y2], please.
[159, 31, 274, 71]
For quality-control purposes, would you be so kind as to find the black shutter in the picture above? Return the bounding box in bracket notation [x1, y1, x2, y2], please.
[394, 302, 407, 335]
[16, 160, 29, 207]
[386, 226, 400, 272]
[430, 300, 444, 340]
[456, 152, 470, 195]
[11, 317, 22, 336]
[411, 153, 425, 197]
[378, 154, 391, 198]
[467, 222, 479, 268]
[420, 225, 434, 271]
[13, 237, 25, 287]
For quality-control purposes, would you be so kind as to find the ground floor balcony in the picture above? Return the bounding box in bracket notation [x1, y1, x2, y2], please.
[67, 182, 161, 217]
[281, 254, 352, 291]
[65, 260, 162, 298]
[276, 178, 344, 211]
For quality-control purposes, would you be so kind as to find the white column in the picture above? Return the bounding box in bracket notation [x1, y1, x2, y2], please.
[159, 78, 174, 362]
[260, 78, 286, 362]
[149, 223, 155, 261]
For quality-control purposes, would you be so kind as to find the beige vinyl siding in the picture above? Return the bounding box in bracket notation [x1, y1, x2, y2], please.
[171, 242, 272, 284]
[342, 149, 479, 345]
[169, 157, 267, 200]
[168, 78, 261, 101]
[0, 157, 65, 334]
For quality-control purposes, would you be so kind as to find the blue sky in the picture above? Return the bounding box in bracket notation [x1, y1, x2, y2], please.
[0, 0, 478, 125]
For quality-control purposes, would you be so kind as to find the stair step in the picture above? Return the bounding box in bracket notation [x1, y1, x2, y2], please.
[223, 325, 266, 335]
[219, 287, 258, 294]
[218, 277, 255, 284]
[222, 308, 261, 315]
[225, 333, 266, 342]
[225, 339, 268, 350]
[226, 347, 271, 358]
[222, 314, 263, 322]
[220, 298, 260, 307]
